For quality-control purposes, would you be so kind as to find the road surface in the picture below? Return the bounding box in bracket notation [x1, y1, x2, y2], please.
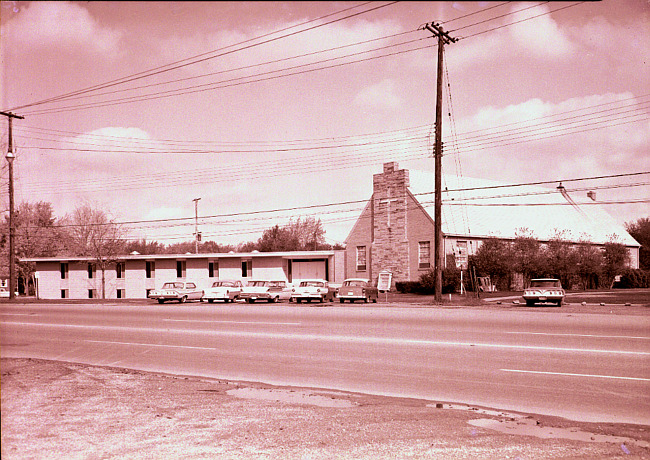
[1, 301, 648, 425]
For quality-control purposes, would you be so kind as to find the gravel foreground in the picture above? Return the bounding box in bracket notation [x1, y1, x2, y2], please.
[2, 358, 649, 460]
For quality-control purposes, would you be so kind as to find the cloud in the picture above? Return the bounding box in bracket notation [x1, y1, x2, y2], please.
[509, 3, 575, 58]
[4, 1, 122, 54]
[354, 79, 401, 109]
[450, 92, 650, 189]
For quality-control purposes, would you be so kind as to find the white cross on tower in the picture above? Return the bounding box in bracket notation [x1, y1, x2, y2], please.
[379, 187, 400, 227]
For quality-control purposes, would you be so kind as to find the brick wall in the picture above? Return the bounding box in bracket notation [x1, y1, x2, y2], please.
[371, 162, 411, 284]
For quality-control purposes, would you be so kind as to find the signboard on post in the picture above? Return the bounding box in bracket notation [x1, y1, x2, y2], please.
[377, 271, 392, 292]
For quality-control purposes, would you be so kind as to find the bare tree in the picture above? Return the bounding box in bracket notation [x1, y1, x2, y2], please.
[64, 204, 126, 299]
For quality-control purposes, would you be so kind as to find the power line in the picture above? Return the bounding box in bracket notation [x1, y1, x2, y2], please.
[8, 1, 397, 111]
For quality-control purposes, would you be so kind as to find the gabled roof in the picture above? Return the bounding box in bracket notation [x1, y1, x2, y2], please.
[407, 170, 639, 247]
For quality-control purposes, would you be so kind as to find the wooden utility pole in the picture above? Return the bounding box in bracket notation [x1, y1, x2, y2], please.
[1, 111, 25, 300]
[193, 197, 201, 254]
[423, 23, 456, 302]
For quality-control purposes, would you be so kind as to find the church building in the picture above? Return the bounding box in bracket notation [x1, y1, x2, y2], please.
[344, 162, 640, 287]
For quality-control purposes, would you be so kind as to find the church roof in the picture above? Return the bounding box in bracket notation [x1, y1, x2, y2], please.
[407, 170, 639, 247]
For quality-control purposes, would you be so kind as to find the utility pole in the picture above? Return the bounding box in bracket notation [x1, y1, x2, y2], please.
[1, 111, 24, 301]
[423, 23, 456, 302]
[193, 197, 201, 254]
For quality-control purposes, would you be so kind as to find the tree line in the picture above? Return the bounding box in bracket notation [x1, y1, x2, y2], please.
[468, 227, 646, 291]
[0, 201, 341, 296]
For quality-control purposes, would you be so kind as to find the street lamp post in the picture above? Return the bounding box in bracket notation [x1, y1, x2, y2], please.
[193, 198, 201, 254]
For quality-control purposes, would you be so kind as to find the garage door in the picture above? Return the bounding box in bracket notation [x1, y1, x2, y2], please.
[292, 260, 326, 283]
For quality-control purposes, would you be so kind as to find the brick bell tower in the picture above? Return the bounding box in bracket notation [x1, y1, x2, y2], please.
[371, 162, 410, 283]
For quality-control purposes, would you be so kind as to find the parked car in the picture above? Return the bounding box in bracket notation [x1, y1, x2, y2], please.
[523, 278, 565, 306]
[202, 279, 243, 303]
[148, 281, 203, 304]
[291, 279, 336, 303]
[268, 280, 293, 302]
[338, 278, 378, 303]
[240, 280, 288, 303]
[0, 287, 10, 298]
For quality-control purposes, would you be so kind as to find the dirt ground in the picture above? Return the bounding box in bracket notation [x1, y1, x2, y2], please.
[2, 358, 649, 459]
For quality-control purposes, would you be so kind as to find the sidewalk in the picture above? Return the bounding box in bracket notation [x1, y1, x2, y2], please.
[2, 358, 649, 459]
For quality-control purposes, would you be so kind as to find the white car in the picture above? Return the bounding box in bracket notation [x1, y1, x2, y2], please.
[148, 281, 203, 304]
[290, 279, 336, 303]
[202, 279, 243, 303]
[523, 278, 565, 306]
[240, 280, 289, 303]
[0, 287, 18, 298]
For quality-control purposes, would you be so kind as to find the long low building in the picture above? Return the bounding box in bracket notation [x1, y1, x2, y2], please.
[23, 250, 345, 300]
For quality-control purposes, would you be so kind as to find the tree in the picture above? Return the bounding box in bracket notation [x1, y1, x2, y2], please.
[544, 230, 577, 288]
[625, 217, 650, 270]
[469, 237, 513, 290]
[0, 201, 63, 295]
[602, 236, 630, 286]
[257, 217, 328, 252]
[124, 238, 165, 255]
[575, 239, 603, 289]
[258, 224, 300, 252]
[512, 228, 546, 282]
[63, 205, 127, 299]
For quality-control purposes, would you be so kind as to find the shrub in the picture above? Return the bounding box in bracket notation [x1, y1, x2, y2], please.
[615, 269, 650, 289]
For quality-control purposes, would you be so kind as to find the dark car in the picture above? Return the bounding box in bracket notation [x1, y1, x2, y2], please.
[338, 278, 378, 303]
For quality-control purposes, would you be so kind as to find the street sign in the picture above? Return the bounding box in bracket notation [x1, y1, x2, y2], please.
[377, 271, 392, 292]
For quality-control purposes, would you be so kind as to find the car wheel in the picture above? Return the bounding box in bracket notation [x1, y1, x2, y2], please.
[339, 299, 344, 303]
[372, 297, 377, 303]
[247, 299, 253, 304]
[158, 299, 165, 304]
[557, 300, 563, 307]
[180, 296, 187, 303]
[297, 298, 302, 303]
[525, 300, 536, 307]
[319, 296, 324, 303]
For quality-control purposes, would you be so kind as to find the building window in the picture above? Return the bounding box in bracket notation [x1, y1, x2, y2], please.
[60, 263, 68, 279]
[177, 260, 186, 278]
[87, 263, 94, 279]
[116, 262, 125, 279]
[146, 261, 155, 279]
[356, 246, 367, 271]
[418, 241, 431, 269]
[88, 289, 98, 299]
[117, 289, 125, 299]
[208, 261, 218, 278]
[61, 289, 68, 299]
[241, 260, 252, 278]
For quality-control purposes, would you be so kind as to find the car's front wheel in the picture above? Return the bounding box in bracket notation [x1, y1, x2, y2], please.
[525, 299, 536, 307]
[158, 299, 165, 304]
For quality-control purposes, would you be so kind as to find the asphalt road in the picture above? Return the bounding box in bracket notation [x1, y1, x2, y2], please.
[1, 301, 649, 425]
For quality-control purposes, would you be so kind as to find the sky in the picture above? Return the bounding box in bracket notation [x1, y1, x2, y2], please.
[1, 1, 648, 248]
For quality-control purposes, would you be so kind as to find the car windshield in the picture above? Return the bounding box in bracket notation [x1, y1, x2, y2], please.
[530, 280, 561, 288]
[213, 281, 235, 287]
[268, 281, 285, 287]
[162, 282, 184, 289]
[344, 280, 366, 287]
[300, 281, 324, 287]
[249, 281, 268, 287]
